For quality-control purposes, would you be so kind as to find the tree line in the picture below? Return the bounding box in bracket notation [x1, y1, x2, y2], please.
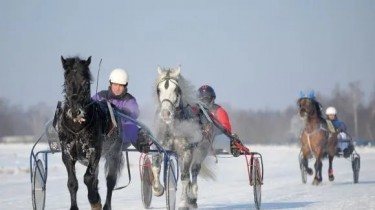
[228, 82, 375, 145]
[1, 82, 374, 145]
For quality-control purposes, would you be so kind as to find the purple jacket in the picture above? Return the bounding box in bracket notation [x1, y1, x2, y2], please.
[92, 89, 140, 147]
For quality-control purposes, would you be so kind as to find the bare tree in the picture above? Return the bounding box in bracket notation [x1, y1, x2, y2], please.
[349, 82, 363, 138]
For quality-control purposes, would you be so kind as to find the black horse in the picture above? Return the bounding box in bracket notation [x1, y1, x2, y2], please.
[58, 56, 124, 210]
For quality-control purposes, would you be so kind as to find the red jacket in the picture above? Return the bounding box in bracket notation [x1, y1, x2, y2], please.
[210, 104, 232, 133]
[192, 103, 232, 133]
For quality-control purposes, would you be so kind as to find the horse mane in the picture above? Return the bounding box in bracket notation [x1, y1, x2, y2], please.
[154, 66, 199, 106]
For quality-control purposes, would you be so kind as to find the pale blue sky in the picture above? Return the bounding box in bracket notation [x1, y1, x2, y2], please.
[1, 1, 374, 111]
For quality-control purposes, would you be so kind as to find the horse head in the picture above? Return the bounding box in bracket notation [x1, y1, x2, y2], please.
[156, 66, 182, 124]
[297, 97, 318, 120]
[61, 56, 92, 123]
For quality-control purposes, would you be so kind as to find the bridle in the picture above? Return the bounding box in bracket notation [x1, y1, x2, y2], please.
[62, 77, 96, 134]
[298, 98, 315, 117]
[157, 75, 183, 113]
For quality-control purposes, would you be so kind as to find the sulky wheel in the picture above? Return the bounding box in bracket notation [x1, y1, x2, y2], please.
[351, 154, 360, 184]
[141, 156, 153, 208]
[165, 159, 177, 210]
[252, 158, 262, 210]
[31, 159, 46, 210]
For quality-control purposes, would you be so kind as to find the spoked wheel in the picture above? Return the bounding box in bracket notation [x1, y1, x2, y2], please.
[252, 158, 262, 210]
[141, 156, 153, 209]
[32, 159, 46, 210]
[351, 153, 360, 184]
[165, 159, 177, 210]
[298, 152, 307, 184]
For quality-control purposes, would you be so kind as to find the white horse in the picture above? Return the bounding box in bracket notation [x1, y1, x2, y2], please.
[152, 66, 216, 209]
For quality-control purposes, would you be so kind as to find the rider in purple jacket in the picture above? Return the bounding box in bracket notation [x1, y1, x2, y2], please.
[92, 68, 147, 151]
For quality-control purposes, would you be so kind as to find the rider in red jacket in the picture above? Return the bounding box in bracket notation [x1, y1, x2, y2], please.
[198, 85, 246, 156]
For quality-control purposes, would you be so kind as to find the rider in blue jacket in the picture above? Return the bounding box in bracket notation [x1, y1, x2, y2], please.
[92, 68, 149, 152]
[325, 106, 347, 132]
[325, 106, 353, 157]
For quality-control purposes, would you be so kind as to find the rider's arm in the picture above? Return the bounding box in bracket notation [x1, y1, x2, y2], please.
[120, 98, 140, 119]
[339, 121, 347, 133]
[215, 107, 232, 133]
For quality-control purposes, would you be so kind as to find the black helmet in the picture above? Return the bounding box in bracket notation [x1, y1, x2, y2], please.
[198, 85, 216, 106]
[198, 85, 216, 99]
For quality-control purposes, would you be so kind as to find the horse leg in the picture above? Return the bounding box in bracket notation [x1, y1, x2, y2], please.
[62, 154, 79, 210]
[84, 160, 102, 210]
[151, 153, 164, 196]
[189, 140, 210, 208]
[328, 155, 335, 181]
[301, 155, 313, 175]
[190, 162, 200, 208]
[328, 134, 337, 182]
[178, 147, 193, 209]
[312, 159, 323, 185]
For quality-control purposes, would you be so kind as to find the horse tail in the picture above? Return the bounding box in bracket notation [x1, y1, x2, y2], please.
[104, 151, 124, 179]
[104, 138, 125, 181]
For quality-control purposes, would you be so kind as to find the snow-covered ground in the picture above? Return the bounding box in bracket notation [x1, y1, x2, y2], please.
[1, 143, 374, 210]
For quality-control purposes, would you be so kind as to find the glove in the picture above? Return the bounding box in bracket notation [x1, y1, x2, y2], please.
[230, 134, 243, 157]
[137, 141, 150, 153]
[136, 129, 150, 153]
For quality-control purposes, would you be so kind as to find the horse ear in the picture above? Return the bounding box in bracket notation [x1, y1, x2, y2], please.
[171, 66, 181, 77]
[299, 91, 305, 98]
[86, 56, 91, 65]
[157, 66, 163, 75]
[61, 56, 67, 69]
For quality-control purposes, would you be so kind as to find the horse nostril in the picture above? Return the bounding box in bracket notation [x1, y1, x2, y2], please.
[71, 95, 78, 101]
[161, 109, 171, 117]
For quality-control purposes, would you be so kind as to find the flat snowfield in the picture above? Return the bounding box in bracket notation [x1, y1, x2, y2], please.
[1, 143, 374, 210]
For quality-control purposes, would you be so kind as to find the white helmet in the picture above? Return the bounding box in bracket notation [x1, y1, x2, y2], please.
[109, 68, 128, 85]
[325, 106, 337, 115]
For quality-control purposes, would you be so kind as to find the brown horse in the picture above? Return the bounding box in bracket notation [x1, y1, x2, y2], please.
[298, 97, 337, 185]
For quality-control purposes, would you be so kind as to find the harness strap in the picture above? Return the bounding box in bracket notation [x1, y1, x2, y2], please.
[304, 123, 329, 158]
[106, 101, 118, 136]
[326, 119, 336, 133]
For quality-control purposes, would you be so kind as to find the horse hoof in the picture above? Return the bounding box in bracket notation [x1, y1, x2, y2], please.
[178, 200, 189, 210]
[306, 168, 313, 175]
[328, 169, 334, 181]
[312, 178, 322, 186]
[90, 202, 102, 210]
[189, 198, 198, 209]
[152, 185, 164, 197]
